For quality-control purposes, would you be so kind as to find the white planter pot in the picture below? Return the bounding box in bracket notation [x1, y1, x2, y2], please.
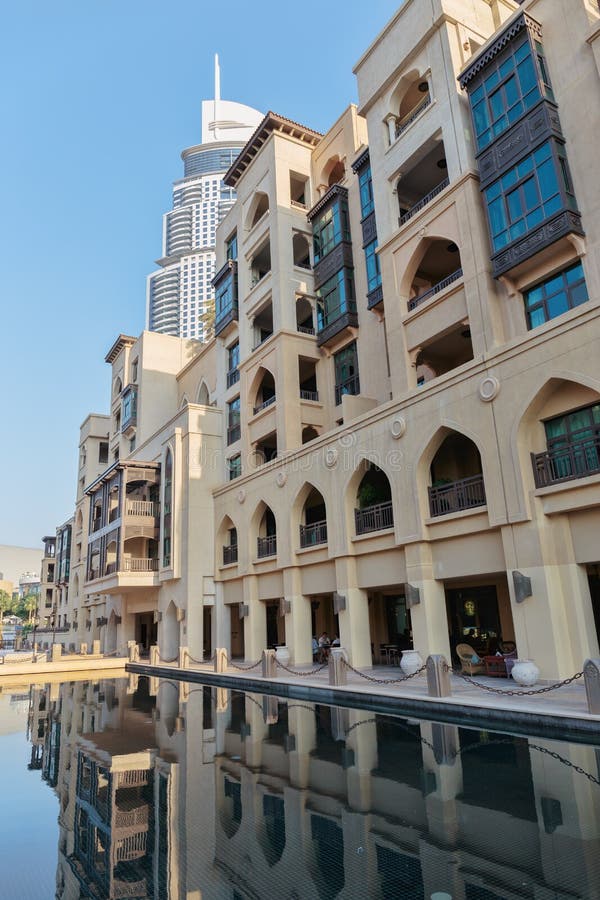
[275, 645, 290, 667]
[511, 659, 539, 686]
[400, 649, 423, 675]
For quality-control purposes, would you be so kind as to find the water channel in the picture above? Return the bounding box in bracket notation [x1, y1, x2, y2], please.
[1, 674, 599, 899]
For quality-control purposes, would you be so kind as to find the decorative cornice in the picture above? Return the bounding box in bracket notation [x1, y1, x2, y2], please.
[307, 184, 349, 222]
[351, 146, 370, 173]
[223, 112, 321, 188]
[458, 13, 543, 90]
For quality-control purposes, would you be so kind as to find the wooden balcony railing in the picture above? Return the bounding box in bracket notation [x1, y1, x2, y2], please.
[300, 520, 328, 548]
[428, 473, 486, 517]
[223, 544, 238, 565]
[125, 499, 157, 517]
[531, 438, 600, 488]
[354, 501, 394, 535]
[122, 558, 159, 573]
[257, 535, 277, 558]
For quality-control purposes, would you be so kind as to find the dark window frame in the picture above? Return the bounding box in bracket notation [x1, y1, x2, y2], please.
[524, 261, 588, 329]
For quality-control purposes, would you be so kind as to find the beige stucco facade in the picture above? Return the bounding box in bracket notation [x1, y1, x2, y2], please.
[48, 0, 600, 683]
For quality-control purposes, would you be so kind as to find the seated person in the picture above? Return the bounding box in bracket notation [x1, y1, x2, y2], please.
[317, 632, 331, 662]
[312, 637, 319, 660]
[331, 636, 340, 647]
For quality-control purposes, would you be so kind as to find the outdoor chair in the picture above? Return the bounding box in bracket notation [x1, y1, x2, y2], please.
[456, 643, 486, 675]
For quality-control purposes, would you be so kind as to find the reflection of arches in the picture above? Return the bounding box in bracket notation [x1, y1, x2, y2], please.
[257, 792, 286, 867]
[105, 610, 118, 653]
[219, 774, 242, 839]
[246, 191, 269, 229]
[162, 600, 179, 660]
[197, 381, 210, 406]
[308, 813, 345, 900]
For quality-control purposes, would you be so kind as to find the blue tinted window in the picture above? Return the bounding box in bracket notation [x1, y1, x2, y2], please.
[524, 261, 588, 329]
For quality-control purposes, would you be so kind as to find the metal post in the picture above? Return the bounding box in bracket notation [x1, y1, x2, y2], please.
[426, 655, 451, 697]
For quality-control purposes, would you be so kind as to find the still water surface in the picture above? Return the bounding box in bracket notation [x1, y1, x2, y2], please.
[1, 675, 599, 899]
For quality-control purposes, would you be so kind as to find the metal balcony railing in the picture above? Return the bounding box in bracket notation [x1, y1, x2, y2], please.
[116, 769, 150, 788]
[300, 520, 328, 548]
[531, 437, 600, 488]
[223, 544, 238, 565]
[399, 178, 450, 226]
[257, 535, 277, 558]
[354, 501, 394, 535]
[125, 499, 157, 517]
[253, 395, 276, 415]
[114, 805, 149, 829]
[297, 324, 315, 335]
[394, 94, 431, 139]
[408, 267, 463, 311]
[300, 389, 319, 402]
[428, 473, 486, 517]
[335, 374, 360, 406]
[122, 558, 159, 573]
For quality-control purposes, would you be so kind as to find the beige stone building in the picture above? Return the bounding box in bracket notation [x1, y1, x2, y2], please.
[58, 0, 600, 681]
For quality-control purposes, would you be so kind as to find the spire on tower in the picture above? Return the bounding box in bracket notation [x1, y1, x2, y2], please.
[214, 53, 221, 102]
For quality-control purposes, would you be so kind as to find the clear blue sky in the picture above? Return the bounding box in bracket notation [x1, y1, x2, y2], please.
[0, 0, 401, 548]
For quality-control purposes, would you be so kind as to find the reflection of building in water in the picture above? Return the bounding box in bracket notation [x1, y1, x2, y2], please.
[25, 677, 600, 898]
[213, 692, 600, 900]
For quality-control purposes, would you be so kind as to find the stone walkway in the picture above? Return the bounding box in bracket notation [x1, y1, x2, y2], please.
[142, 658, 598, 730]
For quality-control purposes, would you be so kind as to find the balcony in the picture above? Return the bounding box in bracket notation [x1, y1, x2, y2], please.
[317, 302, 358, 348]
[116, 769, 150, 788]
[223, 545, 238, 565]
[532, 438, 600, 489]
[122, 558, 158, 572]
[399, 178, 449, 227]
[300, 389, 319, 402]
[227, 423, 241, 445]
[114, 804, 149, 829]
[394, 94, 431, 140]
[335, 374, 360, 406]
[257, 535, 277, 559]
[354, 501, 394, 535]
[300, 521, 327, 548]
[253, 395, 276, 416]
[125, 499, 157, 517]
[408, 268, 463, 312]
[297, 324, 315, 336]
[428, 474, 486, 517]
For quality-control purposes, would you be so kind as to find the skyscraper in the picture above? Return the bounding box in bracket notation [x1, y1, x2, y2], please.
[147, 58, 262, 340]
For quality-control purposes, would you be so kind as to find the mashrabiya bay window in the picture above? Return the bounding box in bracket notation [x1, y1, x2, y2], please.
[312, 196, 351, 264]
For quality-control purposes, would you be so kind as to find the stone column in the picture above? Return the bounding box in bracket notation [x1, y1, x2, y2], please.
[243, 575, 266, 662]
[283, 567, 312, 665]
[335, 557, 372, 667]
[405, 542, 451, 661]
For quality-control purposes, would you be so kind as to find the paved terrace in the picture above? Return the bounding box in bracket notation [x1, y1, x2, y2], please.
[128, 655, 600, 742]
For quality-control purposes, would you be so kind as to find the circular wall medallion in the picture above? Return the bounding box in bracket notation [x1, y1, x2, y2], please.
[276, 471, 287, 487]
[390, 416, 406, 439]
[236, 489, 246, 504]
[339, 432, 355, 449]
[479, 375, 500, 402]
[324, 447, 338, 468]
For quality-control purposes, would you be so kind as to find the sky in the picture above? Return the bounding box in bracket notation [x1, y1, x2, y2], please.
[0, 0, 401, 549]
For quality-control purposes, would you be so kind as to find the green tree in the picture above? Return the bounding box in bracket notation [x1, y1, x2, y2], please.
[0, 590, 15, 617]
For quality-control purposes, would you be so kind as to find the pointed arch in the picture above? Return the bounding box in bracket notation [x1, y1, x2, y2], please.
[196, 380, 210, 406]
[399, 233, 462, 299]
[245, 190, 270, 229]
[320, 155, 345, 188]
[252, 500, 277, 558]
[217, 515, 239, 566]
[344, 457, 395, 536]
[293, 482, 328, 548]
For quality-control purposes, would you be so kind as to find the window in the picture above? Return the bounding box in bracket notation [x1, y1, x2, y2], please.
[485, 142, 565, 252]
[228, 455, 242, 480]
[469, 39, 545, 151]
[316, 269, 356, 331]
[226, 232, 238, 261]
[131, 358, 138, 382]
[364, 240, 381, 292]
[216, 276, 235, 320]
[228, 397, 240, 427]
[228, 342, 239, 373]
[542, 403, 600, 481]
[163, 449, 172, 567]
[312, 198, 351, 263]
[334, 342, 360, 405]
[98, 442, 108, 464]
[525, 261, 588, 329]
[358, 163, 374, 219]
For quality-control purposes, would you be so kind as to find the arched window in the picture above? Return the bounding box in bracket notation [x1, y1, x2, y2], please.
[354, 464, 394, 534]
[428, 432, 485, 517]
[257, 505, 277, 558]
[300, 487, 327, 547]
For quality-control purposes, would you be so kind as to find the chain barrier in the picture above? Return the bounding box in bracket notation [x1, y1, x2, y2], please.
[227, 656, 262, 671]
[156, 650, 179, 665]
[455, 670, 584, 697]
[343, 659, 427, 685]
[186, 651, 215, 666]
[275, 660, 328, 677]
[102, 646, 127, 658]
